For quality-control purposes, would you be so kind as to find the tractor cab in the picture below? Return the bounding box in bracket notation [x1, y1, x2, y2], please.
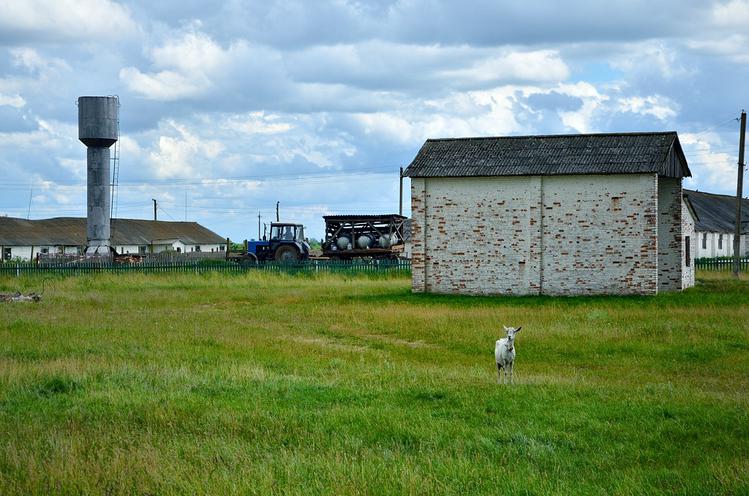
[269, 223, 305, 243]
[247, 222, 310, 263]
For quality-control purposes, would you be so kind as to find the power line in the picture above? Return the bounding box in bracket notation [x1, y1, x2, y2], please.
[688, 116, 740, 139]
[0, 166, 401, 188]
[157, 205, 177, 221]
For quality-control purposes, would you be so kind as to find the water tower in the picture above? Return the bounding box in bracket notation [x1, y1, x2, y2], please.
[78, 96, 118, 255]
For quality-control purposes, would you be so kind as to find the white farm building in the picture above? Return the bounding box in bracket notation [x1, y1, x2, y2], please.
[684, 189, 749, 258]
[403, 132, 696, 296]
[0, 217, 226, 261]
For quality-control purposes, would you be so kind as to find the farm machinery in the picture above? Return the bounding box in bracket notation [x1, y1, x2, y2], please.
[321, 214, 407, 259]
[227, 222, 310, 264]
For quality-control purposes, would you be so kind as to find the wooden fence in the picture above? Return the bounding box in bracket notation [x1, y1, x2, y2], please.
[695, 257, 749, 271]
[0, 258, 411, 277]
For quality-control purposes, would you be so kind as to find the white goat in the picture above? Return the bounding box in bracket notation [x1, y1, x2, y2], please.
[495, 326, 522, 384]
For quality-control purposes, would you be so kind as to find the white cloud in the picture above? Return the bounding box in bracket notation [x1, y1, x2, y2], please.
[686, 34, 749, 63]
[440, 50, 569, 85]
[11, 48, 71, 75]
[712, 0, 749, 26]
[616, 95, 678, 120]
[0, 0, 136, 42]
[58, 158, 85, 180]
[554, 82, 608, 133]
[120, 29, 246, 101]
[0, 93, 25, 108]
[147, 120, 224, 178]
[609, 41, 691, 80]
[353, 86, 522, 144]
[681, 132, 739, 193]
[119, 67, 206, 101]
[223, 112, 294, 135]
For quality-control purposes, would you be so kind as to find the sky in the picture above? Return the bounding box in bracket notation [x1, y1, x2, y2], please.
[0, 0, 747, 241]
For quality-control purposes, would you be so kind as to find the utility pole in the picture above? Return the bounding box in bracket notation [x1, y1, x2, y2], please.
[152, 198, 157, 221]
[276, 201, 280, 222]
[734, 110, 746, 278]
[26, 188, 32, 220]
[257, 211, 261, 240]
[399, 167, 403, 216]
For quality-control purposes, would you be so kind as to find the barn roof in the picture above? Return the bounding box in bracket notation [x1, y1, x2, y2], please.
[403, 132, 690, 178]
[0, 217, 225, 246]
[683, 190, 749, 234]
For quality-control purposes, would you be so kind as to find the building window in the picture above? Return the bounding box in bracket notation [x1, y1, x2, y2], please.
[702, 233, 707, 249]
[195, 245, 201, 252]
[685, 236, 691, 267]
[139, 245, 147, 255]
[3, 247, 10, 261]
[41, 247, 49, 254]
[176, 247, 181, 253]
[719, 234, 723, 250]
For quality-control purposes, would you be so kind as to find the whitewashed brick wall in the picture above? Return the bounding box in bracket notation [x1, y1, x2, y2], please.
[682, 199, 696, 289]
[411, 173, 669, 296]
[657, 177, 683, 292]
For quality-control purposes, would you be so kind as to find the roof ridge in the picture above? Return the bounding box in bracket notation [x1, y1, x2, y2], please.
[1, 217, 200, 224]
[425, 131, 678, 142]
[684, 189, 749, 201]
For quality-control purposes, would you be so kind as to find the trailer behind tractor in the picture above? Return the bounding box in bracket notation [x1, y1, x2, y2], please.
[322, 214, 407, 259]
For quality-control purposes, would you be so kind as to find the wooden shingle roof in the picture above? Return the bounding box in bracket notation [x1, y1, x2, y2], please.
[403, 132, 690, 178]
[683, 190, 749, 234]
[0, 217, 225, 246]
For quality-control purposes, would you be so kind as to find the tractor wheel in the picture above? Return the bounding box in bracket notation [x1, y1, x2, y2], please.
[239, 254, 258, 267]
[274, 245, 300, 263]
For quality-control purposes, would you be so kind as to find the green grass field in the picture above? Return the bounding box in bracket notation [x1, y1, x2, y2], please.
[1, 272, 747, 495]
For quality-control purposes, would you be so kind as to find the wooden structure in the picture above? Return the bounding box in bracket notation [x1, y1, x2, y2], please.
[322, 214, 407, 259]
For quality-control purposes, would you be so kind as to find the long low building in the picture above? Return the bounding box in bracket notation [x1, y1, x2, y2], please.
[0, 217, 226, 261]
[684, 189, 749, 258]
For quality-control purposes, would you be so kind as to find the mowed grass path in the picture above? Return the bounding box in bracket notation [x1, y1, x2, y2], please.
[0, 272, 748, 495]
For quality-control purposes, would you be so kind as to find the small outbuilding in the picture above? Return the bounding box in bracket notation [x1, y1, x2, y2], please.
[684, 189, 749, 258]
[403, 132, 695, 296]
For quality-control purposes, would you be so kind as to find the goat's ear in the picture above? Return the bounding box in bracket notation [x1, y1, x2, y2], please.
[515, 327, 522, 333]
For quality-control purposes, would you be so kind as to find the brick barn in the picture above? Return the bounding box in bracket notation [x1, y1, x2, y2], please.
[403, 132, 695, 296]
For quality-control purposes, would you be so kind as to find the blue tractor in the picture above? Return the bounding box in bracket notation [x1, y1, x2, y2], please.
[232, 222, 310, 264]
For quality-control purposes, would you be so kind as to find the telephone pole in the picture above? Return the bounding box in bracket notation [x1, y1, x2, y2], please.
[399, 167, 404, 216]
[152, 198, 157, 221]
[276, 201, 280, 222]
[258, 211, 261, 239]
[734, 110, 746, 278]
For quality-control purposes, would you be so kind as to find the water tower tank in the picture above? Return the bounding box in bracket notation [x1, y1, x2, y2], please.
[78, 96, 118, 255]
[78, 97, 118, 147]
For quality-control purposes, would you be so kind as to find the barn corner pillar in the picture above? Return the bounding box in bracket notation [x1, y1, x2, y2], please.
[657, 175, 683, 292]
[410, 178, 427, 293]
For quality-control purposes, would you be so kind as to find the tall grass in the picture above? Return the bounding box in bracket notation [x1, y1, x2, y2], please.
[0, 272, 747, 495]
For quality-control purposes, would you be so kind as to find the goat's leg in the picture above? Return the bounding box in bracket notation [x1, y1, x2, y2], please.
[496, 362, 502, 384]
[507, 362, 513, 385]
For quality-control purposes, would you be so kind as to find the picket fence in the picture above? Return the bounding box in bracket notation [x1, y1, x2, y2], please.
[694, 257, 749, 271]
[0, 258, 411, 277]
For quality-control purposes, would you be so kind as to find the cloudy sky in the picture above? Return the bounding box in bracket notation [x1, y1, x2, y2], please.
[0, 0, 747, 240]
